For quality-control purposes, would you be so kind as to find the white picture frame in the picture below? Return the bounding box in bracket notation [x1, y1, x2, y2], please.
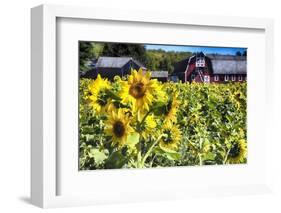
[31, 4, 274, 208]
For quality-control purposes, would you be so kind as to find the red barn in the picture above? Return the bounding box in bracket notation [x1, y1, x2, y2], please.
[171, 52, 247, 83]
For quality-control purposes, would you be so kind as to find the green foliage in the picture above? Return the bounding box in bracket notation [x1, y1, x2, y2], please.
[145, 49, 192, 73]
[89, 148, 107, 165]
[174, 82, 247, 166]
[79, 42, 93, 73]
[79, 42, 193, 74]
[127, 132, 140, 148]
[105, 150, 128, 169]
[79, 77, 247, 170]
[102, 43, 146, 65]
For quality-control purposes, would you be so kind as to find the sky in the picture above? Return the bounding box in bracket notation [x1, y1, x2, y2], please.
[145, 44, 246, 55]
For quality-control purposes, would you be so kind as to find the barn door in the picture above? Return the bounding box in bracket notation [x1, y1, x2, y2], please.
[203, 75, 210, 83]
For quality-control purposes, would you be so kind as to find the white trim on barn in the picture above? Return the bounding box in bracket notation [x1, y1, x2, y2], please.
[224, 75, 229, 81]
[214, 75, 219, 81]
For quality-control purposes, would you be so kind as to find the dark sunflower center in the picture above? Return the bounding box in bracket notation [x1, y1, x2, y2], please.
[97, 90, 108, 106]
[229, 143, 241, 158]
[129, 82, 146, 99]
[113, 121, 125, 138]
[163, 129, 173, 144]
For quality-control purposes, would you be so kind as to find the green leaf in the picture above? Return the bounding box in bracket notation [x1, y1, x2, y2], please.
[159, 143, 178, 154]
[158, 144, 181, 161]
[89, 148, 107, 165]
[165, 152, 181, 161]
[105, 150, 127, 169]
[202, 152, 216, 161]
[106, 89, 121, 101]
[84, 134, 96, 142]
[153, 147, 165, 155]
[126, 132, 140, 148]
[151, 102, 167, 116]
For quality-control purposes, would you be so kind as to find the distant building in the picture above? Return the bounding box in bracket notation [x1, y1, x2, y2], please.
[81, 57, 170, 82]
[149, 71, 169, 82]
[81, 56, 146, 80]
[171, 52, 247, 83]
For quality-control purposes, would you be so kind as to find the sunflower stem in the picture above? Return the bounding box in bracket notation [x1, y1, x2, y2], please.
[198, 153, 203, 166]
[135, 110, 153, 168]
[138, 110, 152, 131]
[150, 154, 157, 167]
[223, 148, 231, 164]
[141, 134, 164, 166]
[137, 141, 142, 168]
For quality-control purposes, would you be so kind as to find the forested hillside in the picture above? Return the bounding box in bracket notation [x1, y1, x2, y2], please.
[79, 42, 192, 74]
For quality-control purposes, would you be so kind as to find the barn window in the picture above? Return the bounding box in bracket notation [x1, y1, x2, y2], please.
[196, 58, 205, 67]
[231, 75, 236, 81]
[214, 75, 219, 81]
[224, 75, 229, 81]
[238, 75, 243, 81]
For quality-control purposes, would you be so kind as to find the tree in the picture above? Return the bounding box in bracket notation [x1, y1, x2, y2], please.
[102, 43, 146, 65]
[236, 51, 242, 56]
[144, 49, 192, 73]
[92, 43, 104, 58]
[242, 50, 247, 56]
[79, 42, 93, 72]
[79, 41, 193, 74]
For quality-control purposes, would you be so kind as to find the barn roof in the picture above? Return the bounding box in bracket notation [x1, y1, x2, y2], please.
[173, 54, 247, 75]
[173, 58, 189, 73]
[94, 57, 145, 69]
[150, 71, 169, 78]
[206, 54, 247, 74]
[206, 54, 246, 61]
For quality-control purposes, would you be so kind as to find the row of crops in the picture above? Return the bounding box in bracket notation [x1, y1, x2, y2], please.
[79, 69, 247, 170]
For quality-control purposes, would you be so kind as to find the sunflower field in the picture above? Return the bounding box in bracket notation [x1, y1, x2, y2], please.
[79, 69, 247, 170]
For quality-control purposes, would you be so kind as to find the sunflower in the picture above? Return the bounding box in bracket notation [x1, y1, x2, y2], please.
[136, 113, 157, 140]
[162, 95, 180, 125]
[159, 123, 182, 150]
[120, 69, 162, 113]
[104, 108, 134, 148]
[88, 75, 113, 113]
[227, 139, 247, 164]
